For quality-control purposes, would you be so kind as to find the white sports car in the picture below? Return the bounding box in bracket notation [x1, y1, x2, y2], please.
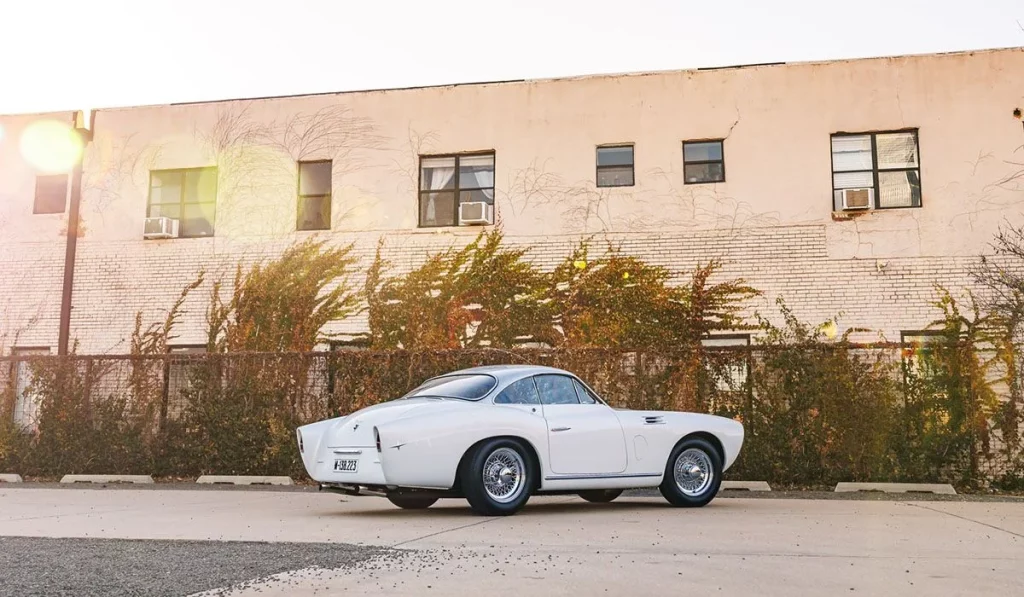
[297, 365, 745, 515]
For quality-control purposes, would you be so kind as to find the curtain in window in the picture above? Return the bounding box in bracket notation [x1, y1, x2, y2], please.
[459, 155, 495, 200]
[422, 158, 455, 222]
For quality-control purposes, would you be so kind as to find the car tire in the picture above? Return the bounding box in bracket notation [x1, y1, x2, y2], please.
[460, 438, 534, 516]
[578, 489, 623, 503]
[387, 494, 439, 510]
[659, 437, 723, 508]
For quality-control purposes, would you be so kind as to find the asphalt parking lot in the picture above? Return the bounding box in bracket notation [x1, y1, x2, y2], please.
[0, 485, 1022, 596]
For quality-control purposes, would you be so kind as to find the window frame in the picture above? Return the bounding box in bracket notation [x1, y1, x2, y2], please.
[682, 139, 726, 185]
[417, 151, 496, 228]
[830, 128, 922, 211]
[526, 373, 609, 406]
[296, 159, 333, 231]
[329, 339, 370, 352]
[10, 346, 50, 430]
[595, 144, 635, 188]
[33, 174, 69, 214]
[402, 373, 498, 401]
[573, 376, 609, 406]
[900, 330, 948, 383]
[900, 330, 947, 356]
[147, 167, 218, 238]
[701, 333, 752, 393]
[531, 374, 581, 405]
[900, 330, 946, 344]
[572, 378, 598, 405]
[493, 377, 543, 405]
[163, 345, 207, 415]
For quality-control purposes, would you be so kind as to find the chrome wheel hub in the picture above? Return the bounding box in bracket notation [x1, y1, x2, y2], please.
[674, 448, 713, 497]
[483, 447, 526, 503]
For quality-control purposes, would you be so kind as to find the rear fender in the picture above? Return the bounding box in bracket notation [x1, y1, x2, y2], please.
[376, 408, 549, 489]
[296, 417, 345, 478]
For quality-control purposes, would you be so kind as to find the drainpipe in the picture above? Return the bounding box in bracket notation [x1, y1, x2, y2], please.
[57, 109, 93, 356]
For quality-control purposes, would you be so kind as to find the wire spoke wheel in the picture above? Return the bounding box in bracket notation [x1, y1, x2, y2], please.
[482, 447, 526, 504]
[673, 448, 714, 497]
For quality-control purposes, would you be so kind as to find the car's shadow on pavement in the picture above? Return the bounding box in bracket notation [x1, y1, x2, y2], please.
[324, 497, 735, 518]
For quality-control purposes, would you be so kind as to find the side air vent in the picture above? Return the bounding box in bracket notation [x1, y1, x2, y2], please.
[644, 416, 664, 425]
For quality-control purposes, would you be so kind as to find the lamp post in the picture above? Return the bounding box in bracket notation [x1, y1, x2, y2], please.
[56, 109, 93, 356]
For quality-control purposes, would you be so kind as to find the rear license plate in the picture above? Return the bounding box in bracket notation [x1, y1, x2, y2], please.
[334, 459, 358, 473]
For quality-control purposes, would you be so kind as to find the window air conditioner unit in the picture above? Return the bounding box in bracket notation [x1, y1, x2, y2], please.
[841, 188, 873, 210]
[458, 202, 493, 225]
[143, 216, 179, 239]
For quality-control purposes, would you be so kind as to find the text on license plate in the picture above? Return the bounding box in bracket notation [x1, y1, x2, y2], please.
[334, 459, 358, 472]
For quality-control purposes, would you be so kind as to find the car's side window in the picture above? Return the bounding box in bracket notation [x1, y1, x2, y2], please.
[573, 379, 598, 404]
[534, 375, 580, 405]
[494, 378, 541, 405]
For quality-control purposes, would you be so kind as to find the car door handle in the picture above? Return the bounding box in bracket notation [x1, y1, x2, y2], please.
[551, 426, 571, 432]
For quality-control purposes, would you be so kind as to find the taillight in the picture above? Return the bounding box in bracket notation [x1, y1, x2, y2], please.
[375, 428, 381, 452]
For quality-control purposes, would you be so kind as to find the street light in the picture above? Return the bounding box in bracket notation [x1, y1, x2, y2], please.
[57, 109, 93, 356]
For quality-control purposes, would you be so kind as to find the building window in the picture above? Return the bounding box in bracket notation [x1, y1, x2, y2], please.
[329, 339, 369, 352]
[297, 160, 332, 231]
[701, 334, 751, 392]
[901, 330, 945, 345]
[683, 140, 725, 184]
[901, 330, 946, 379]
[831, 130, 921, 210]
[11, 347, 50, 430]
[165, 345, 206, 419]
[596, 145, 634, 188]
[33, 175, 68, 214]
[147, 168, 218, 238]
[419, 153, 495, 227]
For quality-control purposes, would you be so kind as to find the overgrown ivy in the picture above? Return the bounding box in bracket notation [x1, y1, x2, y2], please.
[1, 230, 1022, 489]
[208, 238, 360, 352]
[364, 229, 758, 354]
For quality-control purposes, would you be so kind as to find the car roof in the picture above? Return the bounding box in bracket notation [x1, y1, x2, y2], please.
[447, 364, 571, 380]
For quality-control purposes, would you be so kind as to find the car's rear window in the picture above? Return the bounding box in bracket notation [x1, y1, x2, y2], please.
[403, 374, 497, 401]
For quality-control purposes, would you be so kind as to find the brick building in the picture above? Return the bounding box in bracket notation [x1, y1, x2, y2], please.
[2, 47, 1023, 359]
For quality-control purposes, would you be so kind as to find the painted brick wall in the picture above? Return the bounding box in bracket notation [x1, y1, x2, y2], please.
[4, 49, 1023, 354]
[0, 241, 65, 352]
[51, 223, 992, 354]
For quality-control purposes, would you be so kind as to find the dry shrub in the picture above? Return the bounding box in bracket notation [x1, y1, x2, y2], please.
[2, 234, 1021, 489]
[365, 231, 758, 356]
[365, 230, 554, 349]
[728, 300, 906, 485]
[208, 238, 360, 352]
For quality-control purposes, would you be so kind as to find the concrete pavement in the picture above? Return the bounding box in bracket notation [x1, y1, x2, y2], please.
[1, 487, 1021, 596]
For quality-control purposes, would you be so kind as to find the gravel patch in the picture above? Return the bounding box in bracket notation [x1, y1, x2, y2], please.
[5, 481, 316, 493]
[0, 536, 401, 597]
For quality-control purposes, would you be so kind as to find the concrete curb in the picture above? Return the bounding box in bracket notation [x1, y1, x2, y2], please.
[721, 480, 771, 491]
[60, 475, 155, 484]
[196, 475, 293, 486]
[834, 482, 957, 495]
[0, 474, 24, 483]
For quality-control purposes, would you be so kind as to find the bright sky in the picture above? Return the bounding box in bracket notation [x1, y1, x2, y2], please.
[1, 0, 1022, 115]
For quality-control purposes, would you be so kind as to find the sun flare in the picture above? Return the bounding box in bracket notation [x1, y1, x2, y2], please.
[20, 119, 83, 174]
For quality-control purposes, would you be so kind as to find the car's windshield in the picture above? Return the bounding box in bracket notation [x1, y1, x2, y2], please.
[402, 374, 497, 401]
